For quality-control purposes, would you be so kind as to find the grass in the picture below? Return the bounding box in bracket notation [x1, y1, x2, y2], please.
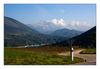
[4, 47, 84, 65]
[80, 48, 96, 54]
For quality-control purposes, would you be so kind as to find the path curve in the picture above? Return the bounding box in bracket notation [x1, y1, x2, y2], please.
[58, 49, 96, 65]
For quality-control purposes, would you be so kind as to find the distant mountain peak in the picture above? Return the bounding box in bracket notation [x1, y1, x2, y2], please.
[50, 28, 83, 38]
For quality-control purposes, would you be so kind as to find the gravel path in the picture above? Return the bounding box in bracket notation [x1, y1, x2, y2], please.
[58, 49, 96, 65]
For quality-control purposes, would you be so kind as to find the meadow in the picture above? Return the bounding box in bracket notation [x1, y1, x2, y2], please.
[4, 46, 84, 65]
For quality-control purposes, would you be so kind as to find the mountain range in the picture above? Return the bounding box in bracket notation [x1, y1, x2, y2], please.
[28, 22, 83, 38]
[4, 16, 96, 48]
[4, 17, 66, 47]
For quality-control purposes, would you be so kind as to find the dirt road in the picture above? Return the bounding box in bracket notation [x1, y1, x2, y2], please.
[58, 49, 96, 65]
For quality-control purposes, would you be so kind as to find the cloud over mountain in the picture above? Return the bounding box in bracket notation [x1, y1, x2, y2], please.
[51, 19, 66, 27]
[67, 20, 94, 31]
[28, 18, 95, 34]
[50, 18, 95, 31]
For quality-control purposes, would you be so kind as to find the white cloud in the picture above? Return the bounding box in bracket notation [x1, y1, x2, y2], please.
[51, 18, 66, 26]
[51, 19, 95, 31]
[66, 20, 95, 31]
[71, 20, 89, 27]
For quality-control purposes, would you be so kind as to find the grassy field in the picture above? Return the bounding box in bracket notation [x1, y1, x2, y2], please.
[80, 48, 96, 54]
[4, 47, 84, 65]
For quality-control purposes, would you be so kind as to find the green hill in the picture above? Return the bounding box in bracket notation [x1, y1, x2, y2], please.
[72, 26, 96, 48]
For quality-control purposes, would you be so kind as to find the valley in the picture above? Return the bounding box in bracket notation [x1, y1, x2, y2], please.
[4, 17, 96, 65]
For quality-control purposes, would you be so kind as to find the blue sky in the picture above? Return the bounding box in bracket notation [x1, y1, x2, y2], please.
[4, 4, 96, 31]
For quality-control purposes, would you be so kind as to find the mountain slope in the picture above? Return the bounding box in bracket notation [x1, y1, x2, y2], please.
[4, 17, 40, 35]
[51, 28, 83, 38]
[53, 26, 96, 48]
[4, 17, 44, 46]
[72, 26, 96, 48]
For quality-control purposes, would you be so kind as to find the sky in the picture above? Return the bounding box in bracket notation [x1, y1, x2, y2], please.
[4, 4, 96, 31]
